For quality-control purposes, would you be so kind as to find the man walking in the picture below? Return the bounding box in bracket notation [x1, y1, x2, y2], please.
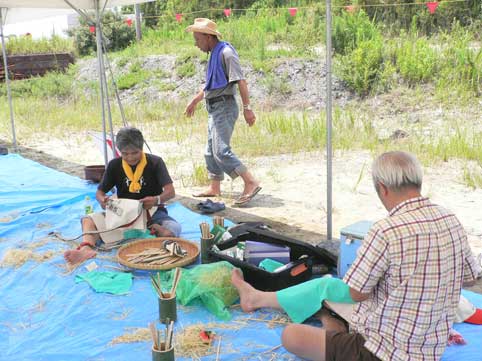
[184, 18, 261, 205]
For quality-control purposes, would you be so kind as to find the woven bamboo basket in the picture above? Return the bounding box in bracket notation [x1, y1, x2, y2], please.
[117, 237, 199, 270]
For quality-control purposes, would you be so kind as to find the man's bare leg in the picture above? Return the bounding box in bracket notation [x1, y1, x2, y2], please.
[194, 180, 221, 197]
[64, 217, 97, 266]
[282, 324, 327, 361]
[231, 269, 281, 312]
[238, 171, 260, 197]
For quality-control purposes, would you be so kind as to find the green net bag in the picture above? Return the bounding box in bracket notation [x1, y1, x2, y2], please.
[160, 261, 239, 320]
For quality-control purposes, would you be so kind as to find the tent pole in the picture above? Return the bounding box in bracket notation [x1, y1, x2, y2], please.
[0, 8, 17, 150]
[101, 45, 117, 158]
[325, 0, 333, 241]
[95, 0, 108, 167]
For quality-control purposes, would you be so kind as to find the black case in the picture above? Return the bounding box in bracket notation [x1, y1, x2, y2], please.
[209, 222, 337, 291]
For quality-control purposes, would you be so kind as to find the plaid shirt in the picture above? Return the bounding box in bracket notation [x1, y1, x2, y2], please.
[344, 197, 479, 361]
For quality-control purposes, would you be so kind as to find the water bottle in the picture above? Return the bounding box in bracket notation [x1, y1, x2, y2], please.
[84, 195, 94, 215]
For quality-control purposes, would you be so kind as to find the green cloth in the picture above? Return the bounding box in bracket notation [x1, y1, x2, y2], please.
[75, 271, 133, 295]
[123, 229, 155, 240]
[276, 277, 354, 323]
[259, 258, 284, 272]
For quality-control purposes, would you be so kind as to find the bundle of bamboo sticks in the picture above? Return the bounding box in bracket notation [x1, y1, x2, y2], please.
[213, 216, 224, 228]
[199, 222, 211, 239]
[126, 242, 186, 266]
[150, 267, 182, 299]
[149, 319, 175, 351]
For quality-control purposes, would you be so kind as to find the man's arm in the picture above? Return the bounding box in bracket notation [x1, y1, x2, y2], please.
[349, 287, 371, 302]
[95, 189, 108, 209]
[184, 89, 204, 117]
[238, 79, 256, 126]
[140, 183, 175, 210]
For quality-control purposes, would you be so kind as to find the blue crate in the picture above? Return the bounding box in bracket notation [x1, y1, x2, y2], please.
[338, 220, 373, 278]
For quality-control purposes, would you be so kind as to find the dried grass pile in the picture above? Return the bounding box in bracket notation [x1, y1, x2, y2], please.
[0, 249, 56, 268]
[174, 325, 216, 358]
[109, 327, 151, 345]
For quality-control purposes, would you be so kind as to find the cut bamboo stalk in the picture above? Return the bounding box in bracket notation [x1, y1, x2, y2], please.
[149, 322, 158, 351]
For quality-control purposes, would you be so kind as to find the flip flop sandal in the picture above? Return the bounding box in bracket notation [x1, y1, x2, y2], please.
[196, 199, 213, 210]
[198, 201, 226, 214]
[234, 186, 262, 206]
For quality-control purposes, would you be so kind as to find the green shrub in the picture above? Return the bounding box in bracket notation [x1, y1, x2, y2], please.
[1, 35, 74, 55]
[116, 62, 150, 90]
[357, 0, 481, 36]
[175, 50, 198, 78]
[67, 11, 135, 55]
[437, 24, 482, 95]
[337, 38, 385, 95]
[0, 68, 74, 98]
[395, 37, 438, 84]
[332, 10, 380, 55]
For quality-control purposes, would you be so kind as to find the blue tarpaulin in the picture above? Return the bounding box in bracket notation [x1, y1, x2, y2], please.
[0, 154, 480, 361]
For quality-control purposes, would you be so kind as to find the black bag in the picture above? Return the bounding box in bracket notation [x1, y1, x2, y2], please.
[209, 222, 337, 291]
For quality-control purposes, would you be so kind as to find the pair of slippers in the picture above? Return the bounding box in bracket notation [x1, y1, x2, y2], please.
[196, 199, 226, 214]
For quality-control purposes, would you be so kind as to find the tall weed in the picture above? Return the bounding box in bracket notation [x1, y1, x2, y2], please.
[336, 38, 385, 95]
[2, 35, 74, 55]
[395, 36, 438, 84]
[332, 10, 379, 55]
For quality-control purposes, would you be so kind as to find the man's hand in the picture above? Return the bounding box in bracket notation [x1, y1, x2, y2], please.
[244, 109, 256, 127]
[184, 99, 198, 117]
[97, 194, 110, 209]
[140, 196, 158, 210]
[184, 90, 204, 117]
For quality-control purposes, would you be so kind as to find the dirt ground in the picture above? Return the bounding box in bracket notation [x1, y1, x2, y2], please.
[9, 139, 482, 293]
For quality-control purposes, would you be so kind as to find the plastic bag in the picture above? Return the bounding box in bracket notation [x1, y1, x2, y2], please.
[160, 261, 239, 320]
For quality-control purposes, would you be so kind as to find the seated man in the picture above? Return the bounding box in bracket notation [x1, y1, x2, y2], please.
[232, 151, 479, 361]
[64, 127, 181, 266]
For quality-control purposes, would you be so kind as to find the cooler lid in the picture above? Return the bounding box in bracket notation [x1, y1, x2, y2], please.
[340, 220, 373, 239]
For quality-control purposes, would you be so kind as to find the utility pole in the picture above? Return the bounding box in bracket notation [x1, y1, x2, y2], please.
[134, 4, 142, 41]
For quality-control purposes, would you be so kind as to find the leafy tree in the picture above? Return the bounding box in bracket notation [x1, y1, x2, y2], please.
[67, 11, 135, 55]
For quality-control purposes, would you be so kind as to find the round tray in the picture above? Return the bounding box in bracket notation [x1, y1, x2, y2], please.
[117, 237, 199, 270]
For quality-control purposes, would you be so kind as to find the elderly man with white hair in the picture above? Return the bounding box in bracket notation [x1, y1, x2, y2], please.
[232, 151, 479, 361]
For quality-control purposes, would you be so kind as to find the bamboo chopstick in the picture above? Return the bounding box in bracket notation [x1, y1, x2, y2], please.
[149, 322, 158, 351]
[215, 336, 222, 361]
[199, 222, 211, 239]
[171, 268, 182, 296]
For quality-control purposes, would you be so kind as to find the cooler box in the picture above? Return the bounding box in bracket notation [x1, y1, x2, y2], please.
[338, 220, 373, 278]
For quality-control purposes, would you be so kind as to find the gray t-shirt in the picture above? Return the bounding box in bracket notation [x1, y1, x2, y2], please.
[204, 46, 244, 99]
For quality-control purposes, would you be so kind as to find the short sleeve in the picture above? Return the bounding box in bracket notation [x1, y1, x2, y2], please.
[222, 47, 244, 83]
[98, 160, 116, 193]
[155, 158, 172, 188]
[343, 226, 389, 294]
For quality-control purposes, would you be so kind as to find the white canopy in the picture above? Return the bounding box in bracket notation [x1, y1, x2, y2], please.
[0, 0, 145, 9]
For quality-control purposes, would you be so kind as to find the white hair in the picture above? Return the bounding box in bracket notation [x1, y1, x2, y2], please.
[372, 151, 423, 192]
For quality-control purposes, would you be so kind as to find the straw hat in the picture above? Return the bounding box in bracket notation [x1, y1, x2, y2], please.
[185, 18, 222, 38]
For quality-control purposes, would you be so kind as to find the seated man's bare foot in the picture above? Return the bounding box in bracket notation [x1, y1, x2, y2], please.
[64, 246, 96, 266]
[149, 224, 174, 237]
[231, 269, 261, 312]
